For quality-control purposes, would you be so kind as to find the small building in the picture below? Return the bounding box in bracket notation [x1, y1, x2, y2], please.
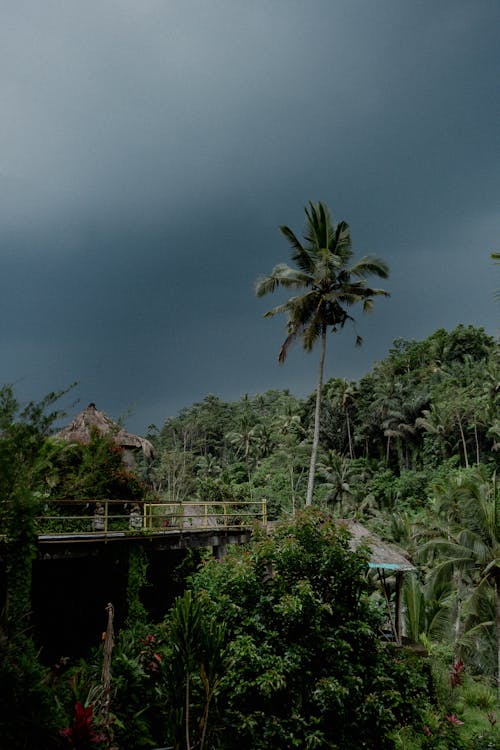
[340, 520, 415, 644]
[57, 403, 154, 469]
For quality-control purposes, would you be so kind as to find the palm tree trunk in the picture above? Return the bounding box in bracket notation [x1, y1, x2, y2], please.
[457, 415, 469, 468]
[289, 464, 296, 516]
[396, 438, 403, 472]
[346, 409, 354, 459]
[306, 328, 327, 506]
[245, 456, 254, 499]
[474, 420, 480, 465]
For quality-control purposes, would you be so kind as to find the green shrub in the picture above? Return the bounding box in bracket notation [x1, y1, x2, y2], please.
[185, 509, 434, 750]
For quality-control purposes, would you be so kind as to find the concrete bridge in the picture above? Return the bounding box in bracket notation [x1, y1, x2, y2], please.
[0, 499, 267, 660]
[2, 498, 267, 558]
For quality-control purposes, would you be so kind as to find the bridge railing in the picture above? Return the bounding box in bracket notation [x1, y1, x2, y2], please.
[26, 498, 267, 537]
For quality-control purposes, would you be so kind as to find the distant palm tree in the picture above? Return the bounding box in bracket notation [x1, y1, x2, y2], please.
[416, 403, 454, 461]
[226, 414, 266, 491]
[256, 201, 389, 505]
[324, 379, 359, 459]
[317, 450, 359, 514]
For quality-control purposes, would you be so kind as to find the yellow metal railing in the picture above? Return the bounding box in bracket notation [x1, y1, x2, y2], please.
[27, 498, 267, 537]
[142, 501, 267, 532]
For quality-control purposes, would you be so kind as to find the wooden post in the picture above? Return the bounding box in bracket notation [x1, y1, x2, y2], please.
[102, 602, 115, 747]
[395, 571, 403, 645]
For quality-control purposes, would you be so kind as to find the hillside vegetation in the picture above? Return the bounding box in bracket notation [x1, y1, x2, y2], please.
[1, 323, 499, 749]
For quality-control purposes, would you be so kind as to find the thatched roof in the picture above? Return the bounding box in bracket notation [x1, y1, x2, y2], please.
[57, 403, 154, 459]
[339, 520, 415, 572]
[266, 517, 415, 572]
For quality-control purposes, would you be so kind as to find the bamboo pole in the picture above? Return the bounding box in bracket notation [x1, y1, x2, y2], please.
[101, 602, 115, 747]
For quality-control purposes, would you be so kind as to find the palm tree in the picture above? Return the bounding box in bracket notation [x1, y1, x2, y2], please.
[418, 470, 500, 696]
[324, 379, 359, 459]
[416, 402, 455, 461]
[317, 449, 359, 514]
[403, 574, 456, 645]
[226, 414, 266, 492]
[256, 202, 389, 505]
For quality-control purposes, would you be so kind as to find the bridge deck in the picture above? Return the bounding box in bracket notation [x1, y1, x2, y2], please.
[1, 499, 266, 558]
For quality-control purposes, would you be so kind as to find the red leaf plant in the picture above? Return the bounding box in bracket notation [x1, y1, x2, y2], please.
[449, 660, 465, 688]
[60, 701, 106, 749]
[140, 633, 163, 674]
[446, 713, 464, 726]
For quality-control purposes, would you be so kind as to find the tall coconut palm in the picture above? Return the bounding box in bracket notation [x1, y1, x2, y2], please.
[255, 201, 389, 506]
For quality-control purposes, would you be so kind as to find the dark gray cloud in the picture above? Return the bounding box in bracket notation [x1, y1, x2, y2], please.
[1, 1, 499, 432]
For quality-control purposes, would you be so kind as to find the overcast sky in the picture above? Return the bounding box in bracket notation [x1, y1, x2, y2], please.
[1, 0, 499, 433]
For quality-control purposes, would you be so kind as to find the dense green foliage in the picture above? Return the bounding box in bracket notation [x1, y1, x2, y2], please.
[148, 324, 498, 514]
[44, 429, 146, 501]
[1, 322, 499, 748]
[145, 323, 500, 695]
[4, 508, 494, 750]
[0, 387, 70, 748]
[188, 511, 430, 749]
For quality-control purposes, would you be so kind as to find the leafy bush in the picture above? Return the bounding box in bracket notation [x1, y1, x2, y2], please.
[186, 509, 433, 749]
[0, 638, 64, 750]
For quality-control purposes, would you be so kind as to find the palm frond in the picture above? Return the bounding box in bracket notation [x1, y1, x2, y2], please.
[278, 329, 302, 364]
[350, 255, 390, 279]
[482, 558, 500, 578]
[263, 295, 307, 319]
[458, 620, 496, 675]
[302, 317, 323, 352]
[315, 202, 330, 249]
[255, 264, 311, 297]
[280, 225, 316, 275]
[331, 220, 352, 260]
[304, 202, 323, 249]
[403, 575, 425, 642]
[426, 586, 456, 642]
[417, 537, 475, 563]
[423, 551, 474, 592]
[457, 529, 492, 567]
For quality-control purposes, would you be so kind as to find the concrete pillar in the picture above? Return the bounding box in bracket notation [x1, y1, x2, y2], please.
[213, 543, 227, 560]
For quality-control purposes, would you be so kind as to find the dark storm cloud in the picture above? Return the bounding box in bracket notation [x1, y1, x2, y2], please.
[1, 1, 499, 432]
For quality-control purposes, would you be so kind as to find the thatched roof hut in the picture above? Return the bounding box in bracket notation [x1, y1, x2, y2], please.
[339, 520, 415, 643]
[57, 403, 154, 464]
[339, 520, 415, 572]
[267, 516, 413, 642]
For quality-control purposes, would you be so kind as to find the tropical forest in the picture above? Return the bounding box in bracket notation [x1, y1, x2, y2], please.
[1, 204, 499, 750]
